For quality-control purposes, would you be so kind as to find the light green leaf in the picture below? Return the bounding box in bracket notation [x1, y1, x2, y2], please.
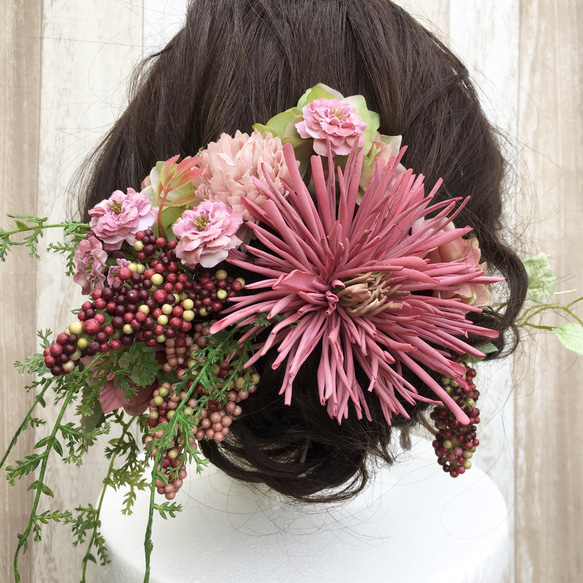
[552, 322, 583, 354]
[159, 205, 186, 239]
[462, 342, 499, 363]
[523, 253, 557, 303]
[479, 342, 499, 355]
[297, 84, 341, 107]
[253, 109, 302, 138]
[342, 94, 380, 154]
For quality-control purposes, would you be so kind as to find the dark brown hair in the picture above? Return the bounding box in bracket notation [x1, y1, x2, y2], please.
[79, 0, 527, 501]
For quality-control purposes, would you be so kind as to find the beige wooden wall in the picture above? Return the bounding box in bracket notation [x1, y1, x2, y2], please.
[0, 1, 581, 581]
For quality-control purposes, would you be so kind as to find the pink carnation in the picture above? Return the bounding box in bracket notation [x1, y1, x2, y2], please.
[172, 200, 243, 268]
[89, 188, 156, 251]
[73, 235, 108, 295]
[296, 98, 367, 156]
[193, 130, 292, 223]
[426, 227, 493, 306]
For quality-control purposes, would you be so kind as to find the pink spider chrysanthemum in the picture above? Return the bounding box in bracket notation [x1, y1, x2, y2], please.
[211, 144, 501, 425]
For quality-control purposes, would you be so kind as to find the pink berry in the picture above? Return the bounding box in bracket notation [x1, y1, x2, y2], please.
[49, 343, 63, 357]
[118, 267, 132, 280]
[82, 318, 101, 335]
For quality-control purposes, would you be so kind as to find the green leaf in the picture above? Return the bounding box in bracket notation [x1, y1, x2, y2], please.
[52, 438, 64, 457]
[15, 221, 28, 230]
[159, 205, 186, 238]
[462, 342, 499, 363]
[478, 342, 499, 355]
[34, 437, 50, 449]
[254, 109, 302, 138]
[297, 84, 340, 107]
[552, 322, 583, 354]
[28, 481, 55, 498]
[116, 343, 158, 389]
[523, 253, 557, 303]
[154, 502, 182, 520]
[207, 329, 232, 343]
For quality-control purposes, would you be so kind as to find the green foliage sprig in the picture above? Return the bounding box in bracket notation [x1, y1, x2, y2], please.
[0, 214, 89, 271]
[505, 253, 583, 354]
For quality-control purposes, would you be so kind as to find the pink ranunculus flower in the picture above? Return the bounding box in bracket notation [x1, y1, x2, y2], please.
[193, 130, 292, 224]
[172, 200, 243, 268]
[73, 235, 108, 295]
[88, 188, 157, 251]
[296, 97, 367, 156]
[427, 226, 493, 306]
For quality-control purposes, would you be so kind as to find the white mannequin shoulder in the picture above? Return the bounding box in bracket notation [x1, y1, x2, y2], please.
[98, 436, 510, 583]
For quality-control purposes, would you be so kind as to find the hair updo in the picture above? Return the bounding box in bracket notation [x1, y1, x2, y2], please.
[79, 0, 528, 501]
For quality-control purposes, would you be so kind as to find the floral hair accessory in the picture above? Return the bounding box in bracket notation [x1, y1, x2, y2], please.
[2, 85, 582, 582]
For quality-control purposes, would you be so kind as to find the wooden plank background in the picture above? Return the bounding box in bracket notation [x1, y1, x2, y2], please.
[0, 4, 42, 582]
[0, 1, 580, 581]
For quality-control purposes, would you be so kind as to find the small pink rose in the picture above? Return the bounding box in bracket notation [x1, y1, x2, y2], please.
[296, 98, 367, 156]
[73, 235, 108, 295]
[89, 188, 157, 251]
[172, 200, 243, 268]
[428, 229, 492, 306]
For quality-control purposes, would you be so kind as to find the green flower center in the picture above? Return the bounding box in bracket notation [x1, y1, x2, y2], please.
[193, 213, 210, 231]
[331, 106, 347, 121]
[108, 201, 123, 214]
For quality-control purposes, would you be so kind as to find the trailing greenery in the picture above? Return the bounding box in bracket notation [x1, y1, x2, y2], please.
[0, 213, 89, 266]
[517, 254, 583, 354]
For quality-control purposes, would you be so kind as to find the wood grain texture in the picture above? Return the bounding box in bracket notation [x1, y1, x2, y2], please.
[143, 0, 189, 52]
[0, 3, 43, 582]
[516, 0, 583, 581]
[394, 0, 450, 40]
[31, 2, 142, 581]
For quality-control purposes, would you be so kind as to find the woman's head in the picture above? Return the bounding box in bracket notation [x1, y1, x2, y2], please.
[80, 0, 527, 500]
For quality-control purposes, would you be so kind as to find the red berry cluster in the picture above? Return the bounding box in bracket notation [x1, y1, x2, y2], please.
[145, 383, 192, 501]
[431, 366, 480, 478]
[144, 333, 260, 500]
[42, 230, 245, 376]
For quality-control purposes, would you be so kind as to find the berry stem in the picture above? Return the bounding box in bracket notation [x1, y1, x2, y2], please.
[517, 299, 583, 328]
[80, 414, 138, 582]
[143, 448, 163, 583]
